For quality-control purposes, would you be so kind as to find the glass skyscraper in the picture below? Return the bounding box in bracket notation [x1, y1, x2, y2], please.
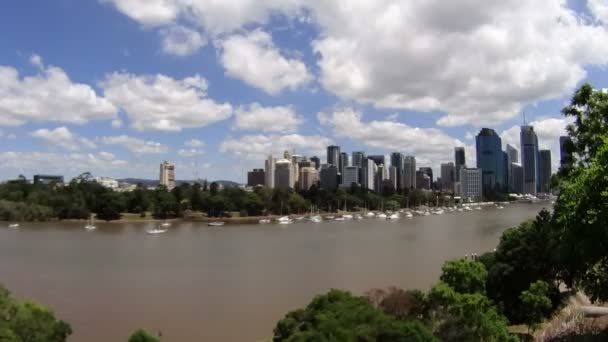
[475, 128, 505, 195]
[520, 126, 539, 195]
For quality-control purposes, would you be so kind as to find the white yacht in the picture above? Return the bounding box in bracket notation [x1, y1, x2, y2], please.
[208, 221, 225, 227]
[334, 216, 346, 221]
[310, 215, 322, 223]
[432, 209, 445, 215]
[342, 214, 354, 220]
[365, 212, 376, 218]
[464, 206, 473, 212]
[146, 226, 168, 234]
[474, 206, 482, 211]
[387, 213, 400, 220]
[8, 223, 19, 228]
[259, 218, 271, 224]
[84, 215, 96, 230]
[377, 213, 387, 219]
[161, 220, 171, 227]
[354, 214, 363, 220]
[404, 212, 413, 218]
[276, 216, 293, 225]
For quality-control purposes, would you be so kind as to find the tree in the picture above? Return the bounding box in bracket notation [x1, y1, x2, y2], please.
[519, 281, 552, 334]
[273, 289, 436, 342]
[0, 286, 72, 342]
[440, 259, 487, 294]
[287, 193, 309, 214]
[128, 329, 160, 342]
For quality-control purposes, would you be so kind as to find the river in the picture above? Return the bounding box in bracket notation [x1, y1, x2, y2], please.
[0, 202, 548, 341]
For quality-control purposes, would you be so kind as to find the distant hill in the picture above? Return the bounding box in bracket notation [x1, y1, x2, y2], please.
[118, 178, 241, 188]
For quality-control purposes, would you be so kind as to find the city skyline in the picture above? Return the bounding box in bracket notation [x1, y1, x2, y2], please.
[1, 1, 603, 182]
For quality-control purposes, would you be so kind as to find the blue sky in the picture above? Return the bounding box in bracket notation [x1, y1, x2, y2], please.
[1, 0, 608, 182]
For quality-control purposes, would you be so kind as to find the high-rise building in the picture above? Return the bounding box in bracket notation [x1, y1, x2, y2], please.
[511, 163, 524, 194]
[539, 150, 552, 193]
[368, 155, 386, 167]
[419, 167, 433, 187]
[247, 169, 265, 187]
[274, 159, 293, 190]
[339, 152, 349, 176]
[460, 168, 482, 202]
[454, 147, 466, 195]
[376, 164, 389, 192]
[159, 161, 175, 190]
[362, 158, 377, 191]
[320, 164, 339, 190]
[440, 162, 455, 192]
[291, 154, 302, 187]
[352, 152, 366, 168]
[476, 128, 505, 195]
[390, 152, 405, 189]
[404, 156, 416, 189]
[388, 166, 398, 190]
[559, 136, 573, 169]
[341, 166, 360, 188]
[299, 167, 319, 191]
[521, 126, 539, 195]
[264, 155, 275, 189]
[506, 144, 519, 192]
[416, 170, 431, 190]
[327, 145, 340, 166]
[310, 156, 321, 170]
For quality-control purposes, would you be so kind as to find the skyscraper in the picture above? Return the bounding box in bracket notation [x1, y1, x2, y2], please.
[320, 164, 338, 190]
[476, 128, 505, 195]
[327, 145, 340, 166]
[299, 167, 319, 191]
[264, 155, 275, 189]
[390, 152, 405, 189]
[341, 166, 360, 188]
[559, 136, 573, 169]
[368, 155, 385, 166]
[419, 167, 433, 187]
[506, 144, 519, 193]
[362, 158, 377, 191]
[388, 166, 398, 190]
[454, 147, 466, 195]
[247, 169, 265, 187]
[539, 150, 552, 193]
[440, 162, 455, 192]
[521, 126, 539, 195]
[310, 156, 321, 170]
[460, 168, 482, 202]
[404, 156, 416, 189]
[339, 152, 349, 176]
[159, 161, 175, 190]
[274, 159, 293, 190]
[416, 170, 431, 190]
[511, 163, 524, 194]
[352, 152, 366, 168]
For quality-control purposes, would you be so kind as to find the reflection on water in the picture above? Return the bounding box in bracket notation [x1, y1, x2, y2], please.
[0, 203, 548, 342]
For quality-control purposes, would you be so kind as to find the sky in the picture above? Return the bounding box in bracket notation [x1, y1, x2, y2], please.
[1, 0, 608, 182]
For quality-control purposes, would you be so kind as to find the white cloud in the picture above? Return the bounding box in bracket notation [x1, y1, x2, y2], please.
[0, 61, 117, 127]
[30, 127, 96, 151]
[160, 25, 207, 56]
[102, 0, 180, 26]
[219, 30, 312, 94]
[589, 0, 608, 23]
[500, 117, 574, 173]
[318, 107, 463, 173]
[29, 54, 43, 69]
[101, 135, 168, 154]
[0, 151, 128, 178]
[219, 133, 331, 161]
[464, 132, 474, 140]
[184, 139, 205, 147]
[100, 72, 232, 131]
[111, 119, 123, 128]
[177, 148, 205, 157]
[234, 103, 303, 133]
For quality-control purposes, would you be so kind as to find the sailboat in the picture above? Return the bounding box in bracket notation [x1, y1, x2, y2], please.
[161, 219, 171, 227]
[84, 214, 96, 230]
[341, 198, 353, 220]
[309, 205, 322, 223]
[146, 225, 168, 234]
[8, 223, 19, 228]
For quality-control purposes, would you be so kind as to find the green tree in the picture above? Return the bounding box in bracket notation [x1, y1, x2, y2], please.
[519, 281, 552, 334]
[273, 289, 436, 342]
[0, 286, 72, 342]
[287, 193, 309, 214]
[440, 259, 487, 294]
[128, 329, 160, 342]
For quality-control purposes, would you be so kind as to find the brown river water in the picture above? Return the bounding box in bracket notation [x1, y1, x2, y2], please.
[0, 202, 549, 341]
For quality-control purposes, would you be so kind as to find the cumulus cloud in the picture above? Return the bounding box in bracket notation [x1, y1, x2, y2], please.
[160, 25, 206, 56]
[0, 60, 117, 127]
[234, 103, 303, 133]
[111, 119, 123, 128]
[318, 107, 463, 172]
[30, 127, 97, 151]
[500, 117, 574, 173]
[184, 139, 205, 147]
[177, 148, 205, 157]
[29, 54, 43, 69]
[100, 135, 168, 154]
[100, 72, 232, 131]
[219, 133, 331, 161]
[589, 0, 608, 23]
[219, 30, 312, 94]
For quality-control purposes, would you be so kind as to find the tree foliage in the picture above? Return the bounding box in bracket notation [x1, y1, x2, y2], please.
[519, 281, 552, 333]
[127, 329, 160, 342]
[440, 259, 487, 294]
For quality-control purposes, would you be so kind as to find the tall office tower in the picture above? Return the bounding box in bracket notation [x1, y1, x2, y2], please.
[264, 155, 275, 189]
[368, 155, 386, 166]
[476, 128, 505, 195]
[310, 156, 321, 170]
[320, 164, 339, 190]
[539, 150, 552, 193]
[440, 162, 455, 193]
[521, 126, 539, 195]
[511, 163, 524, 194]
[339, 152, 349, 175]
[454, 147, 466, 195]
[416, 171, 431, 190]
[341, 166, 360, 188]
[375, 165, 388, 192]
[419, 167, 433, 186]
[388, 166, 398, 190]
[327, 145, 340, 166]
[291, 154, 303, 187]
[503, 151, 509, 194]
[506, 144, 519, 192]
[247, 169, 265, 187]
[299, 167, 319, 191]
[460, 167, 483, 202]
[159, 161, 175, 190]
[352, 152, 366, 168]
[404, 156, 416, 189]
[274, 159, 293, 190]
[559, 136, 573, 169]
[362, 158, 377, 191]
[390, 152, 405, 189]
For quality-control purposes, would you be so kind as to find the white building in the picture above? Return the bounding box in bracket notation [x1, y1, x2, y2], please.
[95, 176, 119, 190]
[362, 159, 377, 191]
[159, 161, 175, 190]
[460, 167, 482, 202]
[265, 155, 275, 189]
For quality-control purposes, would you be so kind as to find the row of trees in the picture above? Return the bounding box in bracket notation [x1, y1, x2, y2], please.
[273, 83, 608, 340]
[0, 173, 453, 222]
